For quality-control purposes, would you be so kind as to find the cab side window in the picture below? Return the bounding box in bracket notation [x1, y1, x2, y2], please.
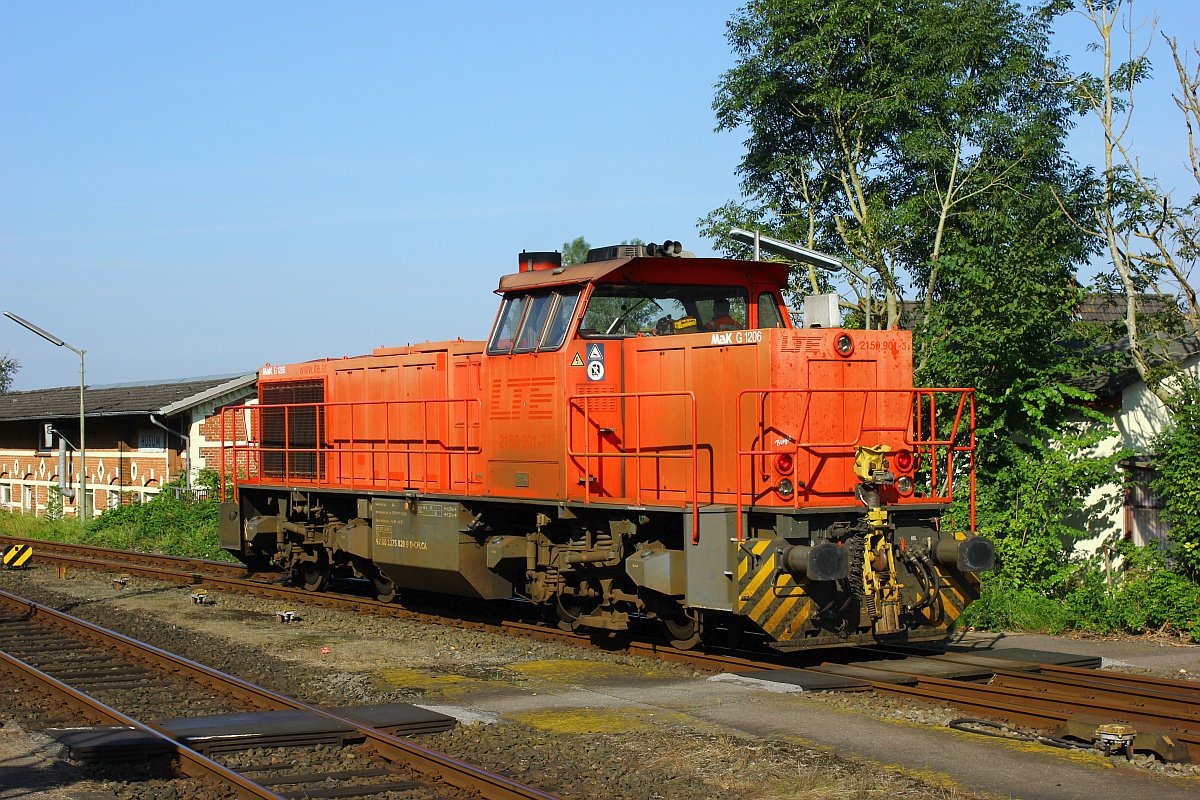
[513, 294, 554, 353]
[488, 295, 529, 354]
[488, 289, 582, 355]
[757, 292, 785, 328]
[540, 289, 581, 351]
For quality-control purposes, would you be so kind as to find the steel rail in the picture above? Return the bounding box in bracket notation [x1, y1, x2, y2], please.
[1036, 663, 1200, 700]
[989, 669, 1200, 720]
[0, 589, 560, 800]
[868, 672, 1200, 759]
[0, 535, 251, 578]
[0, 624, 286, 799]
[13, 538, 1200, 764]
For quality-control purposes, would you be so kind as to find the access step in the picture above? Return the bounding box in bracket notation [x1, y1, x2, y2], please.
[156, 703, 457, 754]
[44, 725, 175, 763]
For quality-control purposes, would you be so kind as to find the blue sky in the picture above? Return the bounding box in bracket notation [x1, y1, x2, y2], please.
[3, 1, 1197, 391]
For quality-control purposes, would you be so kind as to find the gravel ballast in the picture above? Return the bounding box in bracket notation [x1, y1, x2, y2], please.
[2, 565, 1194, 798]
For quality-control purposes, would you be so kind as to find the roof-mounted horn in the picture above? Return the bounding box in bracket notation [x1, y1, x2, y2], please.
[585, 240, 694, 262]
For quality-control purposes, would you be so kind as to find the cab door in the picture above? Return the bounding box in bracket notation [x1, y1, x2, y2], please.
[482, 289, 581, 500]
[566, 334, 626, 501]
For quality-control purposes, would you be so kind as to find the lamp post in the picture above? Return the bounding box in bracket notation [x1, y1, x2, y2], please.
[4, 312, 88, 521]
[728, 229, 876, 330]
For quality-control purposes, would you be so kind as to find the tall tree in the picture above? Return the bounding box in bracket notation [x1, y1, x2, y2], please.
[561, 236, 590, 267]
[1050, 0, 1199, 405]
[0, 353, 18, 393]
[705, 0, 1114, 578]
[702, 0, 1088, 339]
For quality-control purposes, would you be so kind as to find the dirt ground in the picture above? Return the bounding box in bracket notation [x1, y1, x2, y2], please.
[0, 565, 996, 800]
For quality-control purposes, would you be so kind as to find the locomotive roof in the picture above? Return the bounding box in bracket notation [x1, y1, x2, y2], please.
[496, 256, 790, 293]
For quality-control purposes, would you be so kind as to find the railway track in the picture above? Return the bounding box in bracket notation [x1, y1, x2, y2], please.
[861, 657, 1200, 761]
[0, 535, 766, 673]
[0, 585, 560, 800]
[6, 536, 1200, 765]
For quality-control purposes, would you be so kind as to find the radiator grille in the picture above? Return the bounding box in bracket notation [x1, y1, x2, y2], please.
[574, 383, 618, 412]
[261, 380, 325, 480]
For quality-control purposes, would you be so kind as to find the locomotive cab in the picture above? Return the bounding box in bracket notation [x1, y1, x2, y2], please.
[218, 241, 992, 652]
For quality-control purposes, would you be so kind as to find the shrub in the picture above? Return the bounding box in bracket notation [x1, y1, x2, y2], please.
[0, 470, 237, 562]
[963, 543, 1200, 643]
[1152, 376, 1200, 580]
[957, 578, 1071, 632]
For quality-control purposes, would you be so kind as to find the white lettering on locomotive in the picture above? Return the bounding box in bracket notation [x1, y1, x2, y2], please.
[709, 330, 763, 346]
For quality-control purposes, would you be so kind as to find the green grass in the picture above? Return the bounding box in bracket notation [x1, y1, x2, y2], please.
[960, 548, 1200, 643]
[1, 476, 238, 562]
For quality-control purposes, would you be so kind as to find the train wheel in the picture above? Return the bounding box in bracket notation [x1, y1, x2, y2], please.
[555, 597, 590, 632]
[372, 575, 398, 604]
[663, 614, 701, 650]
[301, 563, 331, 592]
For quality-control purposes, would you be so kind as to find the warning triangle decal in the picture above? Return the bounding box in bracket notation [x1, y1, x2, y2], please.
[571, 353, 585, 367]
[588, 344, 603, 360]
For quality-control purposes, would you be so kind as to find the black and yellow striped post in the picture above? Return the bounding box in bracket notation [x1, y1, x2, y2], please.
[2, 543, 33, 569]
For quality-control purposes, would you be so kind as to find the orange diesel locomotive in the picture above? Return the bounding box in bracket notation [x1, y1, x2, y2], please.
[218, 243, 992, 650]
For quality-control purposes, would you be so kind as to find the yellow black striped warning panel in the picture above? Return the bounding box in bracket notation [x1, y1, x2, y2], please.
[737, 537, 812, 642]
[2, 543, 33, 569]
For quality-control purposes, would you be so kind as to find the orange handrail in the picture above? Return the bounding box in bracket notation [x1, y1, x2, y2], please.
[220, 397, 482, 500]
[734, 388, 976, 540]
[566, 390, 701, 544]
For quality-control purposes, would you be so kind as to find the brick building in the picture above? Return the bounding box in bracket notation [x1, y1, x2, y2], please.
[0, 374, 255, 517]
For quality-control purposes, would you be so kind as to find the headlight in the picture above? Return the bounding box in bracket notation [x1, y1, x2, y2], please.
[835, 334, 854, 356]
[896, 476, 913, 495]
[778, 478, 794, 498]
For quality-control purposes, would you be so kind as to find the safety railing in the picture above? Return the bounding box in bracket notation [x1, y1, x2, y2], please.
[567, 390, 700, 544]
[734, 388, 975, 540]
[219, 397, 482, 501]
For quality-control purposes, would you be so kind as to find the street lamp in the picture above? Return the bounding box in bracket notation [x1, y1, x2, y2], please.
[728, 228, 876, 330]
[4, 312, 88, 521]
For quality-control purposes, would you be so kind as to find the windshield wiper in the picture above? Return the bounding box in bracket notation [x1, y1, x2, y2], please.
[605, 289, 664, 335]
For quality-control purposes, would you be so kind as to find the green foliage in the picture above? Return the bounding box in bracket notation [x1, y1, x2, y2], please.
[975, 428, 1123, 592]
[962, 543, 1200, 642]
[0, 352, 18, 393]
[561, 236, 590, 267]
[915, 185, 1103, 452]
[1152, 376, 1200, 579]
[0, 509, 81, 541]
[957, 579, 1071, 632]
[912, 161, 1118, 596]
[0, 470, 236, 562]
[705, 0, 1090, 330]
[1101, 542, 1200, 640]
[44, 485, 64, 521]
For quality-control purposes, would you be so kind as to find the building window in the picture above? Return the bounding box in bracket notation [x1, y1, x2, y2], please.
[107, 490, 120, 510]
[1124, 465, 1170, 546]
[24, 486, 34, 511]
[1, 484, 10, 507]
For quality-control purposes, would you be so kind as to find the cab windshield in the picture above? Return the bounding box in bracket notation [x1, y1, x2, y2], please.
[579, 283, 750, 338]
